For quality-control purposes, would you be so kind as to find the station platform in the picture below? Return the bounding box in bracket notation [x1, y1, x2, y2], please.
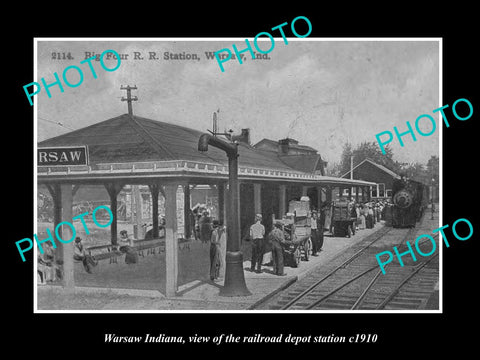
[37, 221, 388, 311]
[37, 206, 440, 311]
[174, 223, 387, 310]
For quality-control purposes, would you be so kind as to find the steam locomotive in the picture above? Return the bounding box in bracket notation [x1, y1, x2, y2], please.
[391, 178, 428, 228]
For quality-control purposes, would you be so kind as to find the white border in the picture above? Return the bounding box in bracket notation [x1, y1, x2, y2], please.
[33, 37, 442, 314]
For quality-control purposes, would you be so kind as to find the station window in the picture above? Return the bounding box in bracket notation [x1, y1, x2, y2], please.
[386, 189, 392, 197]
[371, 187, 378, 197]
[378, 183, 385, 197]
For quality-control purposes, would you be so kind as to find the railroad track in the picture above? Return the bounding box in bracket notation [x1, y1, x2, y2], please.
[255, 224, 439, 311]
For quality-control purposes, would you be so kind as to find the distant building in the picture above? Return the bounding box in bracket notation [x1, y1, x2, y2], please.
[340, 158, 401, 199]
[254, 137, 327, 175]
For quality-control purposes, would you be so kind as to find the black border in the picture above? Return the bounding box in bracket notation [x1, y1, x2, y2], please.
[7, 6, 478, 353]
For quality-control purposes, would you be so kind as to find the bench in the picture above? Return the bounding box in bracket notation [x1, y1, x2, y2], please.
[132, 237, 191, 256]
[86, 244, 123, 264]
[86, 237, 193, 264]
[178, 237, 191, 251]
[132, 239, 165, 257]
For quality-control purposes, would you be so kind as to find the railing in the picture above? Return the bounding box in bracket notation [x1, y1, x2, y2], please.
[37, 159, 376, 185]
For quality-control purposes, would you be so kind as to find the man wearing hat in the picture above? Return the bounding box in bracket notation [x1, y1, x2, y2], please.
[268, 221, 287, 276]
[249, 213, 265, 273]
[73, 237, 97, 273]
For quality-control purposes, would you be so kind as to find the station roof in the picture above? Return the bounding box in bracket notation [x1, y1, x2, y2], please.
[39, 114, 295, 170]
[38, 113, 375, 187]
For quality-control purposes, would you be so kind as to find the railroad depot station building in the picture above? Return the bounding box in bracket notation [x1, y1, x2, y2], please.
[340, 158, 401, 200]
[37, 110, 376, 297]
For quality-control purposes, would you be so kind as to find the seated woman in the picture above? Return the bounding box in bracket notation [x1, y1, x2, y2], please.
[38, 242, 57, 284]
[119, 230, 139, 264]
[73, 237, 97, 274]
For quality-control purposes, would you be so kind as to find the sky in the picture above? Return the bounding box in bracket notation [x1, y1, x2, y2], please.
[36, 39, 440, 166]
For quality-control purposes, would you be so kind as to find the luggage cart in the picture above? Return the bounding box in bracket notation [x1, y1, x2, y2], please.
[273, 196, 312, 267]
[331, 200, 356, 237]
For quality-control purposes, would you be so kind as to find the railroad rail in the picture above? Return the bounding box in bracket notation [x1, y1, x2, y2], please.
[257, 224, 439, 311]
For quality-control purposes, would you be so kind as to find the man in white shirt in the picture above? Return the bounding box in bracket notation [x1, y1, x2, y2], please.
[249, 214, 265, 273]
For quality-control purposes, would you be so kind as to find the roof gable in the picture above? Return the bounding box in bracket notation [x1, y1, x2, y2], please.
[341, 158, 400, 179]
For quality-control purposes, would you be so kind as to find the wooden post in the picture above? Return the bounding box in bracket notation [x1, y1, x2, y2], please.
[355, 186, 359, 202]
[60, 184, 74, 290]
[253, 183, 262, 215]
[105, 182, 123, 245]
[183, 184, 191, 238]
[46, 184, 63, 262]
[302, 186, 308, 197]
[132, 185, 144, 239]
[317, 186, 323, 210]
[279, 184, 286, 217]
[347, 187, 352, 201]
[149, 184, 160, 239]
[164, 184, 178, 297]
[326, 185, 332, 203]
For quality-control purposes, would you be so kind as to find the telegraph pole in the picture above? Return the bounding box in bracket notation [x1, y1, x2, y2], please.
[121, 85, 138, 117]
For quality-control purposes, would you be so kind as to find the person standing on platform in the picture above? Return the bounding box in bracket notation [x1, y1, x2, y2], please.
[355, 203, 361, 230]
[209, 220, 225, 281]
[349, 201, 357, 233]
[359, 204, 366, 229]
[199, 211, 213, 244]
[366, 205, 374, 229]
[268, 221, 287, 276]
[310, 210, 319, 256]
[318, 204, 327, 251]
[249, 214, 265, 273]
[324, 204, 332, 234]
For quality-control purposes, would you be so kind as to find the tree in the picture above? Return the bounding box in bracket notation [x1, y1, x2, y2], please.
[427, 155, 439, 183]
[338, 142, 353, 176]
[400, 162, 428, 182]
[336, 141, 398, 176]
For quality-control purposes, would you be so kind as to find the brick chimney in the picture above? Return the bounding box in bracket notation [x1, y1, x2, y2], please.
[278, 138, 289, 154]
[278, 138, 298, 154]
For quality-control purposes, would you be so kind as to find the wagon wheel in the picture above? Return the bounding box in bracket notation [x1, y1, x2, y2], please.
[294, 247, 301, 267]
